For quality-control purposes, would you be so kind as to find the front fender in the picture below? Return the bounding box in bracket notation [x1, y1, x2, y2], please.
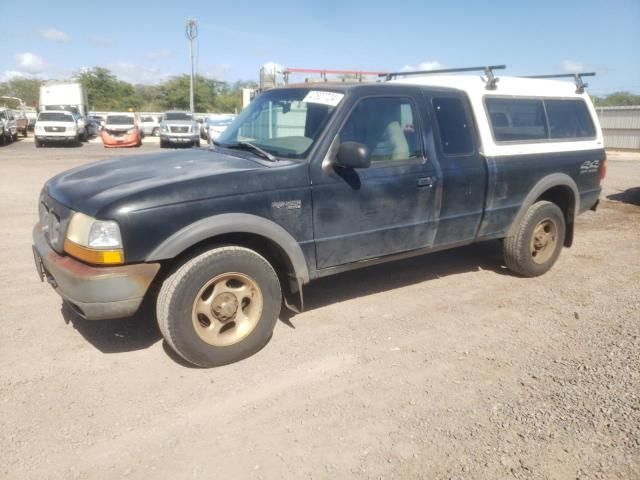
[147, 213, 310, 284]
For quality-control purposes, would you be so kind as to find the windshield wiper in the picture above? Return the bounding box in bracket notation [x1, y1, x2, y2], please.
[225, 141, 277, 162]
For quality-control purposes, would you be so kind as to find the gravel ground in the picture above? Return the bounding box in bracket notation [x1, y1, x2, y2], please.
[0, 139, 638, 479]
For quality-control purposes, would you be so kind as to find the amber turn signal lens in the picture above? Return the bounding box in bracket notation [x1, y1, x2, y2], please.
[63, 239, 124, 265]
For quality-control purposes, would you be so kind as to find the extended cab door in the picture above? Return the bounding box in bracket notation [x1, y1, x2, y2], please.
[310, 89, 440, 270]
[424, 91, 486, 246]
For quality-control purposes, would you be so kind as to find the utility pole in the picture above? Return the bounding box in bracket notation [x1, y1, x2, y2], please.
[185, 19, 198, 113]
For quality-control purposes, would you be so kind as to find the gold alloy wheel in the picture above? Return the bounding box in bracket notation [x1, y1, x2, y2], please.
[192, 272, 264, 347]
[530, 218, 558, 264]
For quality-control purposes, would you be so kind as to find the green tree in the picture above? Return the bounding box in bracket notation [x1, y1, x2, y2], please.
[158, 75, 221, 112]
[0, 78, 42, 106]
[75, 67, 143, 111]
[593, 91, 640, 107]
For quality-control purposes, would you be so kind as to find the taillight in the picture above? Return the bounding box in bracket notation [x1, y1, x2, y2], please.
[600, 155, 607, 182]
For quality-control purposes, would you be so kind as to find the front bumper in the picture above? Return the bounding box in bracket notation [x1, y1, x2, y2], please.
[161, 133, 199, 144]
[36, 135, 76, 142]
[32, 224, 160, 320]
[101, 132, 139, 147]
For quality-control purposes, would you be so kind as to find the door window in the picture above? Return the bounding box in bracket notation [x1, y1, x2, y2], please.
[432, 97, 474, 155]
[340, 97, 420, 162]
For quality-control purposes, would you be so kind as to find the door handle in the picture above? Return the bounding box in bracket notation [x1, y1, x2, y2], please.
[417, 176, 435, 188]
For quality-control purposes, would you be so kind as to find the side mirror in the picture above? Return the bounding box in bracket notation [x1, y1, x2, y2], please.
[335, 141, 371, 169]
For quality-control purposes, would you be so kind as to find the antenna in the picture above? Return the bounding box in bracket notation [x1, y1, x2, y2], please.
[185, 19, 198, 112]
[522, 72, 595, 93]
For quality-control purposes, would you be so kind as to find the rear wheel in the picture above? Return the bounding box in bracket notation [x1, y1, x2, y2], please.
[152, 127, 159, 136]
[503, 201, 565, 277]
[157, 246, 282, 367]
[35, 138, 42, 148]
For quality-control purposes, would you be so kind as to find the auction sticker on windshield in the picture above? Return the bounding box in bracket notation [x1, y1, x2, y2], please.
[303, 91, 344, 107]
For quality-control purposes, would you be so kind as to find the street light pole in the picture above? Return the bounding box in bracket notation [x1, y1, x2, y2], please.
[186, 19, 198, 113]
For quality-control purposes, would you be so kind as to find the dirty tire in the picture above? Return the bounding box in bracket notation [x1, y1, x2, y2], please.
[157, 246, 282, 367]
[504, 201, 566, 277]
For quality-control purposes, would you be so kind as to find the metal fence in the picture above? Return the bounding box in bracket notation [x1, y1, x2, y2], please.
[595, 106, 640, 150]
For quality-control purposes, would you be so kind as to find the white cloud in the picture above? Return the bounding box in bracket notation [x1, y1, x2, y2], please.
[147, 49, 174, 60]
[561, 59, 585, 73]
[89, 35, 112, 48]
[109, 61, 172, 85]
[39, 28, 71, 43]
[15, 52, 47, 74]
[199, 64, 232, 81]
[402, 60, 444, 72]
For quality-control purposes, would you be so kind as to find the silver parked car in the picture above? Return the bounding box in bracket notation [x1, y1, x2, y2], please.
[141, 115, 161, 136]
[0, 108, 18, 145]
[159, 111, 200, 148]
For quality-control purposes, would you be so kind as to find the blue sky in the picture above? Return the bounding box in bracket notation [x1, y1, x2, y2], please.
[1, 0, 639, 95]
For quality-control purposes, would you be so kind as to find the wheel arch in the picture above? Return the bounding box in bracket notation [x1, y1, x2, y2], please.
[507, 174, 579, 247]
[147, 213, 310, 286]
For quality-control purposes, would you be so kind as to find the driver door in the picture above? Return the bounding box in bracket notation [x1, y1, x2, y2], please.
[311, 94, 439, 269]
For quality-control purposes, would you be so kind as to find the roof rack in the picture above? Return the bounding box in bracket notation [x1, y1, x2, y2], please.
[522, 72, 595, 94]
[282, 68, 388, 84]
[381, 65, 506, 90]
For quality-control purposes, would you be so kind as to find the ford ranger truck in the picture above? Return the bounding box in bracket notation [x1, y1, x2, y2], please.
[32, 73, 605, 367]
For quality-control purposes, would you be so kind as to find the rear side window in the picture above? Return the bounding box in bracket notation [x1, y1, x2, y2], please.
[432, 97, 474, 155]
[546, 99, 595, 139]
[486, 98, 547, 141]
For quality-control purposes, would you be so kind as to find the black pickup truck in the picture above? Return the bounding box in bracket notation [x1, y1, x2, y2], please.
[33, 75, 606, 366]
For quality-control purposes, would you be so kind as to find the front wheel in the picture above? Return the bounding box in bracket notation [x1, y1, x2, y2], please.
[157, 246, 282, 367]
[503, 201, 566, 277]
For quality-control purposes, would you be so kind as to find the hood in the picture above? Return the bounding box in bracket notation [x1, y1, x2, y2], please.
[36, 120, 75, 127]
[104, 123, 134, 131]
[46, 148, 266, 217]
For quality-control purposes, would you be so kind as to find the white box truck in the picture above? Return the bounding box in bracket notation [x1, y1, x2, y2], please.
[39, 83, 89, 140]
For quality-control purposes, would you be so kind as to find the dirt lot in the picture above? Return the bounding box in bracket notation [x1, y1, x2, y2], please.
[0, 139, 638, 480]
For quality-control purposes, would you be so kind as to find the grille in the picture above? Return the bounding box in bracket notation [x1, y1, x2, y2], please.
[107, 129, 127, 137]
[44, 126, 66, 133]
[170, 126, 189, 133]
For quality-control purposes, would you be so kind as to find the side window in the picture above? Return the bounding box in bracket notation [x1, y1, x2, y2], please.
[545, 99, 595, 139]
[340, 97, 420, 162]
[486, 98, 547, 141]
[432, 97, 474, 155]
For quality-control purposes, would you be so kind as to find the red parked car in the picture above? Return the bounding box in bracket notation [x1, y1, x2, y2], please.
[101, 112, 142, 148]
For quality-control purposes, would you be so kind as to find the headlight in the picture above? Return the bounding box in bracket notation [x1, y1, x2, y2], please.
[68, 125, 77, 133]
[64, 212, 124, 265]
[126, 128, 135, 134]
[161, 125, 168, 132]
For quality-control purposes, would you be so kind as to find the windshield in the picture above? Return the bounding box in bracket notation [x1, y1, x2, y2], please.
[38, 112, 74, 122]
[217, 88, 343, 158]
[0, 112, 6, 120]
[142, 116, 154, 122]
[106, 115, 134, 125]
[43, 105, 80, 115]
[164, 112, 192, 121]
